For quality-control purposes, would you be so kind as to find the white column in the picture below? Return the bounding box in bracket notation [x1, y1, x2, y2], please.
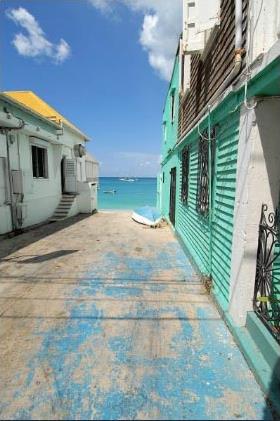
[229, 99, 280, 326]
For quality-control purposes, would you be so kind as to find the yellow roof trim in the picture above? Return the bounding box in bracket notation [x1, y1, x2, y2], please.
[3, 91, 90, 140]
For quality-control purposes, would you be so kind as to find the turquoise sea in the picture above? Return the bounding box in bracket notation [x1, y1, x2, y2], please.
[98, 177, 157, 210]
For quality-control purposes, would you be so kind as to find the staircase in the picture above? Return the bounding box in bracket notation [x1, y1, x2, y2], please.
[50, 194, 76, 222]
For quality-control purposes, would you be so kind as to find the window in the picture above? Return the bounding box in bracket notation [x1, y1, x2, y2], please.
[181, 146, 189, 204]
[170, 90, 175, 124]
[162, 172, 165, 183]
[163, 122, 167, 142]
[32, 145, 48, 178]
[196, 128, 216, 215]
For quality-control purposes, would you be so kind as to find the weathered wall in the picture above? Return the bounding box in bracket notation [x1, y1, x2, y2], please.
[179, 0, 248, 138]
[0, 97, 92, 234]
[19, 133, 63, 228]
[161, 56, 180, 159]
[249, 0, 280, 64]
[229, 99, 280, 326]
[161, 89, 241, 305]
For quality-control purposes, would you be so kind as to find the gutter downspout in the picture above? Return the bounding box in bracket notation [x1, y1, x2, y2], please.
[207, 0, 244, 278]
[5, 130, 17, 231]
[1, 111, 25, 232]
[178, 0, 244, 146]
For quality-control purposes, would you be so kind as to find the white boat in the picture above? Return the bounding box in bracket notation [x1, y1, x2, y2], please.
[132, 206, 162, 227]
[103, 190, 117, 194]
[120, 177, 136, 182]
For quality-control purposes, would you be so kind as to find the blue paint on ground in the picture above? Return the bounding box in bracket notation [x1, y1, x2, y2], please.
[3, 238, 272, 420]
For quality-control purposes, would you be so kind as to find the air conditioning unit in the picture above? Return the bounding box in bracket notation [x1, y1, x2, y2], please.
[183, 0, 221, 54]
[64, 159, 77, 193]
[73, 144, 86, 158]
[11, 170, 23, 194]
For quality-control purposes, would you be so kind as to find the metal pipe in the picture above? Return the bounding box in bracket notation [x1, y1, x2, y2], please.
[1, 110, 24, 232]
[5, 130, 16, 231]
[178, 0, 244, 145]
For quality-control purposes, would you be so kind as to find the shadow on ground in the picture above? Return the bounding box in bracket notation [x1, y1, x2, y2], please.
[0, 214, 90, 261]
[2, 250, 79, 264]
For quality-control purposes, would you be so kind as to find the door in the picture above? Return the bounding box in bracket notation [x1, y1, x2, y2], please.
[169, 167, 176, 226]
[61, 157, 66, 193]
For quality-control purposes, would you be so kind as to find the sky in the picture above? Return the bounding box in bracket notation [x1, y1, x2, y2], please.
[1, 0, 182, 177]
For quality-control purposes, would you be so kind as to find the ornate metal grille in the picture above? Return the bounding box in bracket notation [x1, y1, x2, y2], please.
[197, 137, 209, 215]
[181, 146, 189, 204]
[253, 204, 280, 343]
[196, 129, 216, 216]
[169, 167, 176, 226]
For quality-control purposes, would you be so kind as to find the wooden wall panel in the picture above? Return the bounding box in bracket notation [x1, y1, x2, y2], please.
[178, 0, 248, 139]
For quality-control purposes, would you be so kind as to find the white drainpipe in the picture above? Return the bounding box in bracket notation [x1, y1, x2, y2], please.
[0, 112, 24, 231]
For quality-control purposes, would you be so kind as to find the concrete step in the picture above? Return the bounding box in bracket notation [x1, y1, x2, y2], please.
[246, 312, 280, 374]
[49, 195, 76, 222]
[60, 200, 74, 204]
[55, 205, 72, 210]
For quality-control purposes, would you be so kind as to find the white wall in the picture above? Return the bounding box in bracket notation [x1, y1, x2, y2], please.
[18, 133, 62, 228]
[0, 106, 97, 234]
[61, 126, 87, 182]
[229, 99, 280, 326]
[248, 0, 280, 64]
[85, 160, 99, 181]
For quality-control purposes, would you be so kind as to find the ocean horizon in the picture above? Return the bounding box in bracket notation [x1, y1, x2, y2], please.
[98, 177, 157, 210]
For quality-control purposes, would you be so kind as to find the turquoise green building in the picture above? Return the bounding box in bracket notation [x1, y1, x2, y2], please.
[159, 0, 280, 409]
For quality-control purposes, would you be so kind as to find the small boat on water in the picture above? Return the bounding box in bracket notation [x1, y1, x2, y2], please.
[132, 206, 162, 227]
[103, 190, 117, 194]
[119, 177, 136, 182]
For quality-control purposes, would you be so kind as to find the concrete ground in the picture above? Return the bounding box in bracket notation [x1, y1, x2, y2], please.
[0, 212, 273, 420]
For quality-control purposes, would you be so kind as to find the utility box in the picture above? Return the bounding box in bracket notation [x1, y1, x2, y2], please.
[0, 157, 8, 205]
[11, 170, 23, 194]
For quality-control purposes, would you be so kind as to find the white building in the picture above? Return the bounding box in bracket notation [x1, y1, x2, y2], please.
[0, 91, 99, 235]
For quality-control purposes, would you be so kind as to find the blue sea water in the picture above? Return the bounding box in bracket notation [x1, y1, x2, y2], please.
[98, 177, 157, 210]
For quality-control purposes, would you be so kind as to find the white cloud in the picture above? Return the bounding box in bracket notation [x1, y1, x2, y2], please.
[55, 39, 71, 63]
[119, 151, 160, 173]
[89, 0, 114, 13]
[89, 0, 182, 80]
[6, 7, 71, 64]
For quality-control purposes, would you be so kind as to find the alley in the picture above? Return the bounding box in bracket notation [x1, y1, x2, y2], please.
[0, 212, 272, 420]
